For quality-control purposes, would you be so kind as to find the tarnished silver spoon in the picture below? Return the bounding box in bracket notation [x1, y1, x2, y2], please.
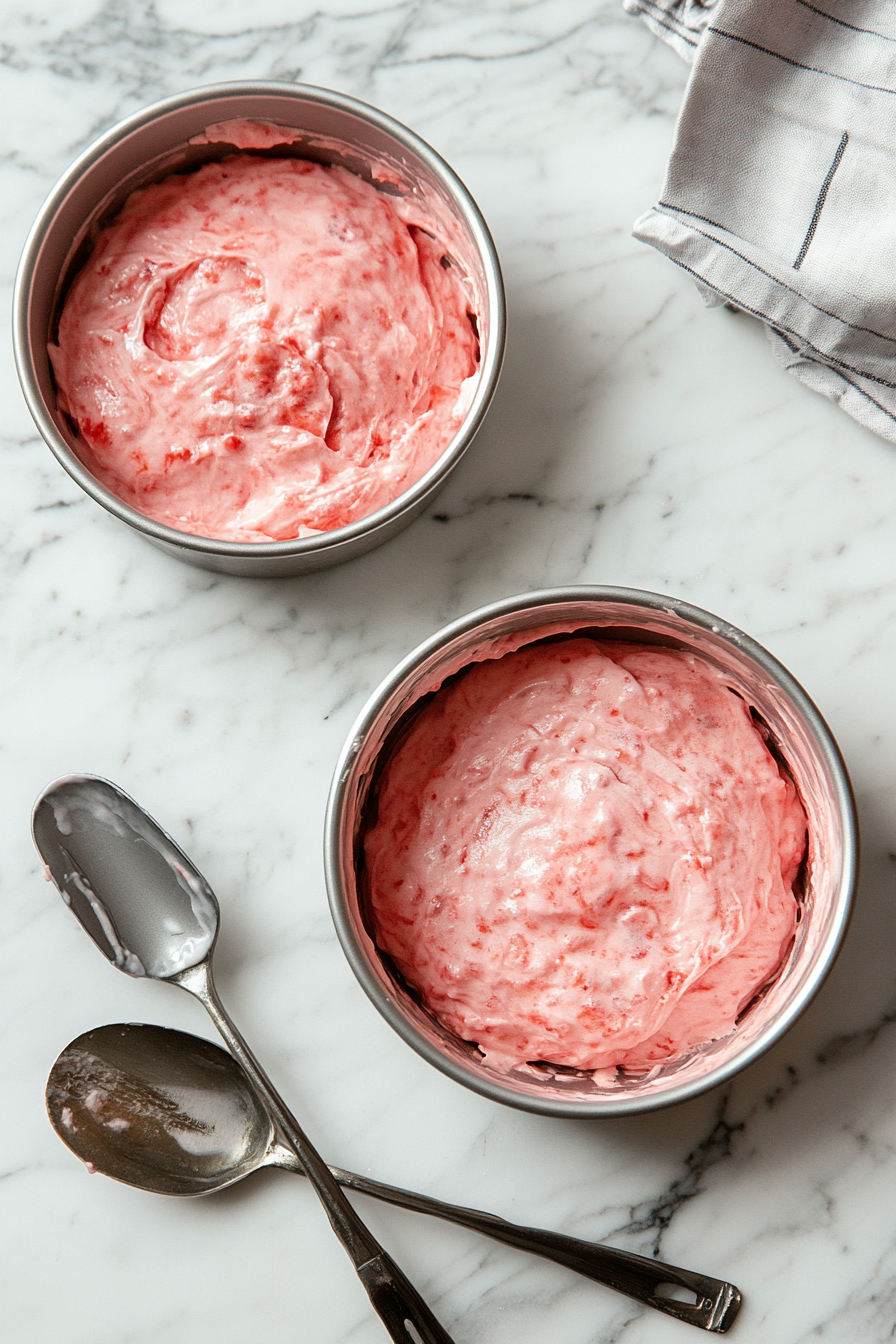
[33, 774, 454, 1344]
[47, 1022, 741, 1333]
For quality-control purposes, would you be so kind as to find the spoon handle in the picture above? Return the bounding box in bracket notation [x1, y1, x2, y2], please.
[327, 1167, 741, 1333]
[174, 961, 455, 1344]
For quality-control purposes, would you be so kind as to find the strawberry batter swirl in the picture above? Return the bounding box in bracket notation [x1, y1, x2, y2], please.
[50, 144, 479, 542]
[364, 639, 806, 1074]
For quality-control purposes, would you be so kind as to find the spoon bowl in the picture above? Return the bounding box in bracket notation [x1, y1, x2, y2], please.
[33, 776, 218, 979]
[47, 1024, 272, 1196]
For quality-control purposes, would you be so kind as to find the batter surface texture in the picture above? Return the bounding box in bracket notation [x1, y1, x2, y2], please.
[364, 639, 806, 1073]
[51, 147, 479, 541]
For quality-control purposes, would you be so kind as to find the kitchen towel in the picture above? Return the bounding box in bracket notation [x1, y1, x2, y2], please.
[625, 0, 896, 443]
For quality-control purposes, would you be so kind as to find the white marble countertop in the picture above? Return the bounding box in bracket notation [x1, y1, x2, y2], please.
[4, 3, 896, 1341]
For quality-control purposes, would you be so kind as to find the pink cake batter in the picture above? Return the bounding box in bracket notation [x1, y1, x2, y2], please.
[364, 639, 806, 1073]
[50, 137, 479, 542]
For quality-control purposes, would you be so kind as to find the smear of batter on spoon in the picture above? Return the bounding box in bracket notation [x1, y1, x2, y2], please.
[364, 639, 806, 1074]
[50, 131, 479, 542]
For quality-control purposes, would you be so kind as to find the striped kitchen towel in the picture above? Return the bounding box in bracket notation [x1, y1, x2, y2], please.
[627, 0, 896, 443]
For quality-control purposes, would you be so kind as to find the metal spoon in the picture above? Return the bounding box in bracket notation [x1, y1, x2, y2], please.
[34, 775, 742, 1335]
[47, 1022, 742, 1333]
[33, 774, 454, 1344]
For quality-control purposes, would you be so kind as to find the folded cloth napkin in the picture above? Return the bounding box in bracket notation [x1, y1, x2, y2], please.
[626, 0, 896, 443]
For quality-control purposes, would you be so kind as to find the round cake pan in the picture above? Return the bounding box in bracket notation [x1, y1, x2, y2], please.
[325, 586, 858, 1118]
[13, 81, 505, 578]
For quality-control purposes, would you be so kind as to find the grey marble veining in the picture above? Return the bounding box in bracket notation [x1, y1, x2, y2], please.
[3, 2, 896, 1341]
